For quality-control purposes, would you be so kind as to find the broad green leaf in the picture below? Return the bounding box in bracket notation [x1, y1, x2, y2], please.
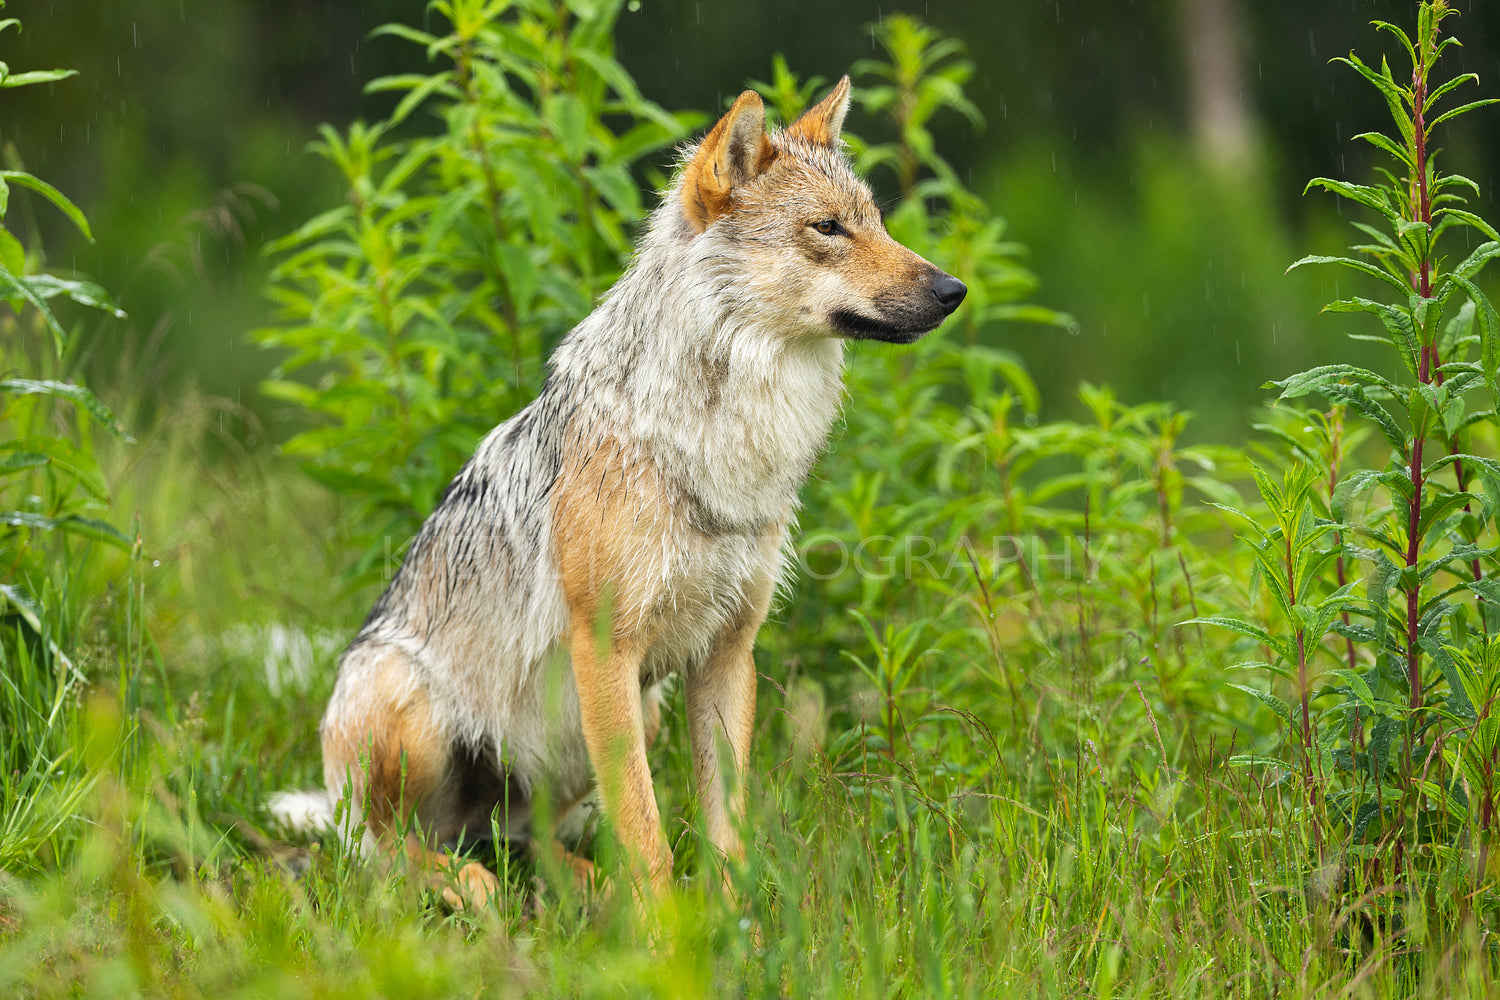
[0, 171, 91, 241]
[1331, 668, 1377, 712]
[365, 72, 459, 128]
[1439, 299, 1477, 363]
[543, 92, 589, 162]
[1302, 177, 1400, 224]
[24, 274, 126, 318]
[1447, 274, 1500, 390]
[0, 582, 82, 679]
[584, 164, 642, 221]
[1369, 715, 1401, 779]
[1435, 209, 1500, 244]
[1182, 615, 1288, 660]
[1227, 684, 1293, 724]
[1416, 637, 1476, 721]
[602, 120, 680, 168]
[1423, 71, 1479, 112]
[0, 259, 64, 350]
[1227, 754, 1293, 770]
[1395, 220, 1431, 267]
[1288, 253, 1415, 296]
[1332, 468, 1387, 522]
[1417, 489, 1477, 537]
[1269, 362, 1397, 398]
[0, 450, 47, 473]
[1318, 383, 1407, 455]
[1322, 299, 1420, 377]
[2, 436, 108, 498]
[493, 243, 539, 317]
[1434, 456, 1500, 497]
[0, 68, 78, 88]
[367, 22, 444, 54]
[1351, 130, 1414, 169]
[0, 379, 130, 439]
[1450, 240, 1500, 282]
[1466, 577, 1500, 605]
[0, 224, 22, 274]
[0, 511, 130, 548]
[1430, 99, 1500, 130]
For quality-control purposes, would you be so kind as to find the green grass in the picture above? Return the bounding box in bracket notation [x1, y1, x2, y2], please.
[0, 382, 1497, 1000]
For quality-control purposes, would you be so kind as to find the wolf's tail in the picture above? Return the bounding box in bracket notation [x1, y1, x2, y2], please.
[268, 786, 374, 853]
[268, 788, 339, 834]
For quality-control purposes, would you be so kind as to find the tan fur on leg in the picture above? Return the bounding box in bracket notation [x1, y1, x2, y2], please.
[552, 435, 676, 904]
[567, 617, 670, 903]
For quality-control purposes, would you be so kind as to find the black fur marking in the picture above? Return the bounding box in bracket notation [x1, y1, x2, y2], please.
[677, 480, 769, 539]
[828, 309, 931, 344]
[444, 737, 530, 855]
[355, 378, 573, 648]
[728, 139, 749, 181]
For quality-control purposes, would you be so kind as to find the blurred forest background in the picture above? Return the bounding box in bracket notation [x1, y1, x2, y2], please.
[10, 0, 1500, 439]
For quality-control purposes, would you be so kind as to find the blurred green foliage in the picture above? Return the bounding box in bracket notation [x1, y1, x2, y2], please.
[5, 0, 1498, 435]
[0, 9, 133, 875]
[257, 0, 693, 583]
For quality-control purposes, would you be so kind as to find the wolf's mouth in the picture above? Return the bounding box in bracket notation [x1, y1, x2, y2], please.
[828, 309, 933, 344]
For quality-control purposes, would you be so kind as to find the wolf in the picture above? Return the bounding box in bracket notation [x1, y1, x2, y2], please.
[271, 75, 966, 910]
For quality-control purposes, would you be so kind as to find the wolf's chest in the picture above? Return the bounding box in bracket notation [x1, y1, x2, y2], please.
[632, 523, 785, 680]
[637, 339, 845, 534]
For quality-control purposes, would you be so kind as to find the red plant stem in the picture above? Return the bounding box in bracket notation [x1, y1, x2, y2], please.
[1404, 28, 1435, 713]
[1413, 34, 1433, 297]
[1411, 14, 1488, 619]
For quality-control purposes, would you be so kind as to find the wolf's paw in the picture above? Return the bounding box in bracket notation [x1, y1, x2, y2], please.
[440, 860, 503, 912]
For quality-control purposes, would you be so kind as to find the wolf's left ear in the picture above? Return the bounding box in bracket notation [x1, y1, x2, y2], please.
[680, 89, 777, 233]
[786, 75, 851, 147]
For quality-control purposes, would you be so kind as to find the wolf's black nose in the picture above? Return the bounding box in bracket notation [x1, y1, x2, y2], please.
[932, 275, 967, 314]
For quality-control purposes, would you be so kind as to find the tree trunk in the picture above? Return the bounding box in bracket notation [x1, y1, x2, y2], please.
[1177, 0, 1256, 168]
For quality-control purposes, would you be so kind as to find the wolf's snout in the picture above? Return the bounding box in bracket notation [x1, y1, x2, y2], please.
[931, 274, 967, 314]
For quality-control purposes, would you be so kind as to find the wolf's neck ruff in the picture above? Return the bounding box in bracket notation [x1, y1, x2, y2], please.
[548, 220, 847, 537]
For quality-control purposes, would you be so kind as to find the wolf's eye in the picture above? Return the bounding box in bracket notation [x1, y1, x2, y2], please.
[812, 219, 845, 237]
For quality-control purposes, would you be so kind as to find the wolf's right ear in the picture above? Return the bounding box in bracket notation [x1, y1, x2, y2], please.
[786, 75, 851, 147]
[680, 89, 776, 233]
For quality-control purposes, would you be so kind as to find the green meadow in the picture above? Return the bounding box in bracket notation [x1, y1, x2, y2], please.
[4, 1, 1500, 996]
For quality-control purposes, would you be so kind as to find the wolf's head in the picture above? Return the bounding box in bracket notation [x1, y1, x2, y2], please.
[677, 77, 966, 345]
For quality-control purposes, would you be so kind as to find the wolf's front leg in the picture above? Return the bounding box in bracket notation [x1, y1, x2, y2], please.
[688, 580, 772, 889]
[568, 618, 670, 903]
[687, 628, 758, 875]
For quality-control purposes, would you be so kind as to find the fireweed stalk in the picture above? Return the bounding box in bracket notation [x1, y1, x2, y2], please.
[1285, 0, 1498, 715]
[1199, 0, 1500, 888]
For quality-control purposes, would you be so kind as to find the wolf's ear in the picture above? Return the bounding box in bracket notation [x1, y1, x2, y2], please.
[785, 75, 851, 147]
[680, 89, 776, 233]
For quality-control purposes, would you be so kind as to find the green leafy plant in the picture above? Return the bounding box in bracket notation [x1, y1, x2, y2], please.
[761, 22, 1251, 840]
[0, 7, 131, 873]
[1207, 0, 1500, 912]
[257, 0, 692, 586]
